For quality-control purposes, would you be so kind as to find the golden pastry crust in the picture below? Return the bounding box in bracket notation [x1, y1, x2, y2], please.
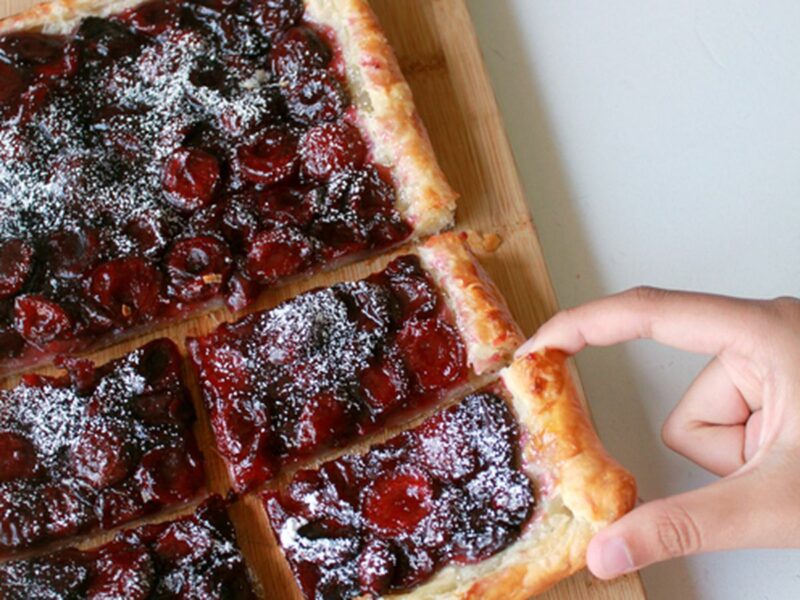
[389, 350, 636, 600]
[304, 0, 458, 237]
[0, 0, 142, 34]
[418, 232, 523, 375]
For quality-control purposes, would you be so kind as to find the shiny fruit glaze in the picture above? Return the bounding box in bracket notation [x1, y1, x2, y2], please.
[0, 0, 410, 372]
[264, 391, 536, 599]
[0, 339, 204, 553]
[188, 255, 469, 492]
[0, 497, 258, 599]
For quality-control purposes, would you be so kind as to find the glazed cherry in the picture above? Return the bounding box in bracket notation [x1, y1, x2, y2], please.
[162, 148, 221, 212]
[124, 213, 169, 257]
[165, 236, 232, 303]
[358, 539, 396, 596]
[253, 0, 304, 36]
[384, 256, 439, 320]
[359, 353, 409, 414]
[0, 32, 64, 65]
[299, 120, 367, 181]
[284, 69, 348, 125]
[70, 419, 133, 490]
[87, 546, 153, 600]
[290, 391, 351, 455]
[74, 16, 142, 62]
[89, 258, 162, 324]
[41, 485, 95, 537]
[0, 432, 37, 482]
[0, 239, 33, 298]
[47, 228, 101, 278]
[396, 318, 468, 390]
[245, 228, 313, 283]
[270, 26, 331, 77]
[13, 294, 73, 346]
[257, 187, 316, 229]
[0, 62, 25, 107]
[135, 445, 203, 505]
[236, 128, 298, 185]
[118, 0, 180, 36]
[364, 470, 434, 536]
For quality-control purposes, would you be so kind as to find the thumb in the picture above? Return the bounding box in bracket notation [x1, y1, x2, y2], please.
[586, 471, 773, 579]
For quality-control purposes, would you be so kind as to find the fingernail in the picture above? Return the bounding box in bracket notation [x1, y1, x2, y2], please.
[514, 334, 539, 359]
[598, 536, 634, 577]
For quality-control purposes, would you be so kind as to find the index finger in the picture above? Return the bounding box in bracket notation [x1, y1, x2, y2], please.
[516, 287, 759, 357]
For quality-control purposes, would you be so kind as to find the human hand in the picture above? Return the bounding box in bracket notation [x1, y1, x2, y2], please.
[515, 287, 800, 579]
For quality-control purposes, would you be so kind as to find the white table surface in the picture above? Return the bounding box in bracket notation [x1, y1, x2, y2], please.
[465, 1, 800, 599]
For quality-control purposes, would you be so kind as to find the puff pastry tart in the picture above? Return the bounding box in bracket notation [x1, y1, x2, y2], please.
[0, 339, 205, 556]
[0, 0, 456, 375]
[0, 496, 260, 599]
[188, 232, 523, 493]
[263, 350, 636, 600]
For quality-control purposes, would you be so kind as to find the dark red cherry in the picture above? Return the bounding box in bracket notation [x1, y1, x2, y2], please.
[0, 432, 37, 482]
[225, 270, 260, 312]
[0, 493, 42, 549]
[165, 236, 232, 303]
[0, 239, 33, 298]
[214, 396, 269, 460]
[0, 32, 63, 65]
[359, 353, 409, 414]
[42, 484, 95, 537]
[0, 325, 24, 359]
[415, 412, 477, 483]
[7, 82, 49, 125]
[119, 0, 180, 36]
[289, 390, 350, 455]
[87, 545, 154, 600]
[363, 470, 433, 536]
[70, 419, 134, 489]
[0, 62, 25, 106]
[135, 445, 203, 505]
[299, 121, 366, 181]
[13, 295, 72, 346]
[245, 228, 313, 283]
[396, 318, 467, 391]
[257, 187, 315, 229]
[74, 16, 143, 62]
[89, 258, 162, 324]
[34, 43, 79, 80]
[358, 538, 396, 596]
[236, 128, 298, 185]
[124, 213, 169, 257]
[252, 0, 304, 36]
[284, 69, 347, 125]
[47, 228, 101, 278]
[384, 257, 438, 320]
[162, 148, 220, 212]
[56, 356, 97, 395]
[270, 26, 331, 77]
[96, 484, 141, 529]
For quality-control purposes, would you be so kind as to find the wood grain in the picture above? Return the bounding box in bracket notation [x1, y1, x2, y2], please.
[0, 0, 646, 598]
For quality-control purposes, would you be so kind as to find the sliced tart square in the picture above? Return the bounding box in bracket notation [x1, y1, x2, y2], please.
[0, 496, 259, 599]
[0, 339, 205, 555]
[0, 0, 456, 375]
[188, 232, 523, 492]
[263, 350, 636, 599]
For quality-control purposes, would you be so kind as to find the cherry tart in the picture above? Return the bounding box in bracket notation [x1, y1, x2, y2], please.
[263, 351, 637, 600]
[0, 496, 259, 599]
[188, 233, 523, 493]
[0, 339, 205, 555]
[0, 0, 456, 376]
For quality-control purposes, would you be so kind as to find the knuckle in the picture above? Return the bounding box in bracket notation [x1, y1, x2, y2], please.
[627, 285, 667, 305]
[652, 500, 703, 558]
[769, 296, 800, 323]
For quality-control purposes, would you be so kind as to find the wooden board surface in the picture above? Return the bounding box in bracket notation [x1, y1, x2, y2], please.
[0, 0, 646, 598]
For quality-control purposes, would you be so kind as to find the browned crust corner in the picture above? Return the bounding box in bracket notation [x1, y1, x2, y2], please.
[417, 231, 524, 376]
[304, 0, 458, 238]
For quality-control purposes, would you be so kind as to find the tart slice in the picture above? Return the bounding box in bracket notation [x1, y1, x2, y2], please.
[263, 350, 636, 600]
[0, 0, 456, 375]
[0, 339, 205, 556]
[0, 496, 259, 599]
[188, 232, 523, 493]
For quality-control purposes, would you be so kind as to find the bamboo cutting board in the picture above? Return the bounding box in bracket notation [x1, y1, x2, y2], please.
[0, 0, 647, 598]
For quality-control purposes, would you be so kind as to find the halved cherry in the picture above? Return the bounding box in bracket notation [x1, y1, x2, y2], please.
[56, 356, 97, 396]
[357, 538, 396, 595]
[383, 256, 439, 320]
[162, 148, 220, 213]
[87, 545, 154, 600]
[245, 228, 313, 283]
[395, 318, 467, 391]
[89, 257, 162, 324]
[118, 0, 180, 36]
[270, 26, 331, 77]
[252, 0, 304, 36]
[236, 128, 298, 185]
[0, 62, 25, 107]
[213, 396, 269, 460]
[41, 484, 95, 537]
[415, 411, 477, 483]
[165, 236, 232, 303]
[34, 43, 79, 80]
[359, 352, 409, 414]
[96, 483, 141, 529]
[74, 16, 143, 62]
[70, 419, 134, 490]
[289, 390, 351, 455]
[299, 121, 366, 181]
[134, 444, 204, 505]
[124, 213, 169, 257]
[13, 295, 72, 347]
[0, 492, 42, 549]
[283, 69, 347, 125]
[363, 469, 434, 536]
[193, 342, 250, 399]
[0, 431, 37, 482]
[257, 187, 316, 229]
[47, 228, 101, 278]
[225, 270, 260, 312]
[0, 239, 33, 298]
[8, 82, 49, 126]
[220, 193, 260, 248]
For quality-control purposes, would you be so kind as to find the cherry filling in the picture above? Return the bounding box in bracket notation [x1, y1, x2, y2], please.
[0, 0, 411, 372]
[0, 497, 258, 599]
[0, 339, 204, 553]
[188, 255, 468, 492]
[264, 391, 536, 599]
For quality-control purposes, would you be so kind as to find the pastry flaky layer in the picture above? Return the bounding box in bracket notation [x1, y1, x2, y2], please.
[385, 350, 637, 600]
[418, 232, 524, 376]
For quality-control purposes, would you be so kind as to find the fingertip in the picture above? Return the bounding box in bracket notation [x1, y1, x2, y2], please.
[587, 532, 635, 580]
[514, 334, 541, 359]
